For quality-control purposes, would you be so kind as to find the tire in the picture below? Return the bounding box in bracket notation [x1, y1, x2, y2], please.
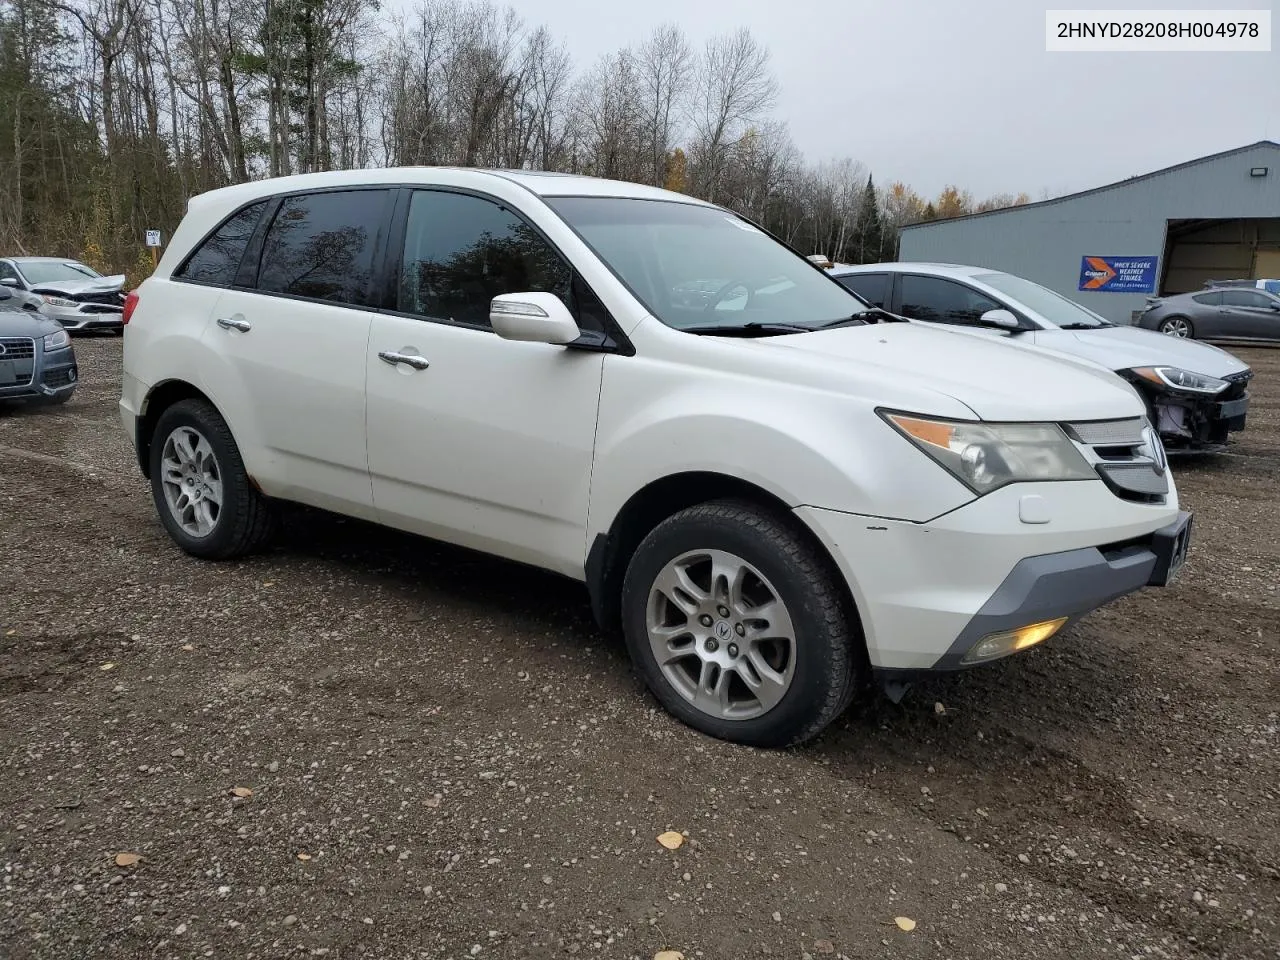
[620, 499, 862, 748]
[149, 398, 276, 559]
[1159, 316, 1193, 338]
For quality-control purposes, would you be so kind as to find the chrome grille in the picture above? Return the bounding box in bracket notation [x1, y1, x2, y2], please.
[1062, 417, 1168, 504]
[1062, 417, 1146, 446]
[0, 337, 35, 360]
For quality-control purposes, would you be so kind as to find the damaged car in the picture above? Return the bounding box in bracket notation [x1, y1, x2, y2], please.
[0, 283, 77, 405]
[0, 257, 126, 333]
[830, 263, 1253, 453]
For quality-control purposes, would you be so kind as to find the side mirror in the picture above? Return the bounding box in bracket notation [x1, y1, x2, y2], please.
[981, 308, 1022, 329]
[490, 292, 581, 345]
[0, 285, 11, 300]
[0, 277, 18, 287]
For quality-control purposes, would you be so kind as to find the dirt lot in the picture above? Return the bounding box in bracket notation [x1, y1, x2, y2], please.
[1, 338, 1278, 960]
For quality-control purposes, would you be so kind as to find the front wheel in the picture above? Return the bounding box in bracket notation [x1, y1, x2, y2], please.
[149, 399, 276, 559]
[1159, 316, 1193, 338]
[620, 500, 862, 747]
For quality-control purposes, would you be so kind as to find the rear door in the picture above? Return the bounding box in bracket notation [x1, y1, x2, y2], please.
[364, 187, 607, 577]
[1218, 289, 1280, 340]
[199, 187, 395, 519]
[834, 271, 890, 309]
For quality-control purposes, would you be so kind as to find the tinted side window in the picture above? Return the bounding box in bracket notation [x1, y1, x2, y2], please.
[836, 272, 888, 308]
[899, 275, 1001, 325]
[0, 262, 19, 285]
[1191, 292, 1221, 306]
[257, 190, 388, 305]
[174, 201, 267, 285]
[398, 190, 571, 329]
[1221, 290, 1271, 309]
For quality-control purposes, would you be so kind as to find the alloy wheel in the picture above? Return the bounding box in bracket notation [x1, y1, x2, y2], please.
[645, 548, 796, 721]
[159, 425, 223, 538]
[1160, 318, 1190, 338]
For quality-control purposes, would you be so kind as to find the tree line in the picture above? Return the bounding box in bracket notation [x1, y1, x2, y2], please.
[0, 0, 1031, 279]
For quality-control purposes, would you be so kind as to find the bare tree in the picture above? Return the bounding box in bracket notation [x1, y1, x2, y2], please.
[687, 27, 777, 202]
[636, 22, 691, 187]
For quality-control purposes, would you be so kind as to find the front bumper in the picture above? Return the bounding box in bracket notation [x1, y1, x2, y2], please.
[796, 479, 1184, 672]
[1146, 374, 1251, 451]
[0, 341, 77, 400]
[39, 302, 123, 331]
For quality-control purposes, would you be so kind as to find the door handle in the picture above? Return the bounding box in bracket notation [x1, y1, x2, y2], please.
[216, 316, 252, 332]
[378, 350, 430, 370]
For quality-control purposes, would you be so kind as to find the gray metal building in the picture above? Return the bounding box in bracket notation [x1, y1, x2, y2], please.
[898, 141, 1280, 325]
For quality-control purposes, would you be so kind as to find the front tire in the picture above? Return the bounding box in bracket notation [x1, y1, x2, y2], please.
[620, 499, 861, 747]
[149, 399, 276, 559]
[1159, 316, 1193, 338]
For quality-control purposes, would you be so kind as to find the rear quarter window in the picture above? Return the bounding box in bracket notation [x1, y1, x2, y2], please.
[173, 201, 269, 286]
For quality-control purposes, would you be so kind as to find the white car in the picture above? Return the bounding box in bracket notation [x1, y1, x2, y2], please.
[828, 262, 1254, 453]
[119, 169, 1191, 747]
[0, 257, 127, 332]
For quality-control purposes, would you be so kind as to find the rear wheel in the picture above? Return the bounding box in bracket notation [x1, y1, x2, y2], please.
[620, 499, 861, 747]
[1159, 316, 1193, 338]
[149, 399, 276, 559]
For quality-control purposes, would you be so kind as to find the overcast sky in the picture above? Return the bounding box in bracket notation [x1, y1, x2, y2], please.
[469, 0, 1279, 200]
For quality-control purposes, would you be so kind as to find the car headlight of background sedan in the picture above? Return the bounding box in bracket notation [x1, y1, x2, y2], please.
[42, 329, 70, 350]
[881, 412, 1095, 494]
[39, 295, 78, 308]
[1130, 366, 1228, 395]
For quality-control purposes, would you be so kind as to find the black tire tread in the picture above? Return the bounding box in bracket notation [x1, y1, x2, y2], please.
[151, 399, 276, 559]
[622, 498, 863, 747]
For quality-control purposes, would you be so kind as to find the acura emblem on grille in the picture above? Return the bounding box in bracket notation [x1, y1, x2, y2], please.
[0, 343, 6, 355]
[1140, 426, 1168, 476]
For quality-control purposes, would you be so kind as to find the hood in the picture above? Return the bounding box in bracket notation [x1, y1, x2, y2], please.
[28, 273, 126, 298]
[0, 304, 63, 339]
[1033, 325, 1250, 378]
[760, 322, 1147, 421]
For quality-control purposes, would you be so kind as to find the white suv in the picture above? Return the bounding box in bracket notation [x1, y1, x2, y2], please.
[120, 169, 1191, 747]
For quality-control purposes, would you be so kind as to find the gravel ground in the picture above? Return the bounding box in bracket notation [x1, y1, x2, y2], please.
[1, 337, 1278, 960]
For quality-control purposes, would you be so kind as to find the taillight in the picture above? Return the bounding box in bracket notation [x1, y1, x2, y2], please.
[122, 290, 139, 325]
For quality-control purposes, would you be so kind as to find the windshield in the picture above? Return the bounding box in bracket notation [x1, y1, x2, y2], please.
[973, 271, 1113, 328]
[545, 197, 870, 332]
[18, 261, 102, 285]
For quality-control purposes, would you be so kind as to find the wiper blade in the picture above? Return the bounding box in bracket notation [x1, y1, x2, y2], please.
[1058, 321, 1112, 330]
[686, 322, 811, 337]
[816, 308, 903, 329]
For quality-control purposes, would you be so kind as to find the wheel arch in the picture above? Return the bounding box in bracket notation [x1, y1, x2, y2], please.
[135, 379, 217, 479]
[585, 471, 866, 660]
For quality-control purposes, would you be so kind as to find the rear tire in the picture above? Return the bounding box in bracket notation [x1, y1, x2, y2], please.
[149, 399, 276, 559]
[1159, 316, 1193, 338]
[620, 499, 861, 748]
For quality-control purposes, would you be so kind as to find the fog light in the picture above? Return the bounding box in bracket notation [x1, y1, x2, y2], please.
[961, 617, 1068, 664]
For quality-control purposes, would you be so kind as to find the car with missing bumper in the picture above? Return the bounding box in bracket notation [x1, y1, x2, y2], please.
[120, 169, 1190, 747]
[0, 283, 78, 404]
[831, 262, 1254, 454]
[0, 257, 127, 333]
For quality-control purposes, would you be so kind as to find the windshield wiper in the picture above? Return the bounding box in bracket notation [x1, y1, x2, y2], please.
[816, 308, 903, 330]
[685, 322, 812, 337]
[1057, 321, 1113, 330]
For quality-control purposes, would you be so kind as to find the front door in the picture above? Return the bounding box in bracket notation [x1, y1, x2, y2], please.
[1218, 289, 1280, 341]
[199, 188, 395, 519]
[365, 188, 606, 577]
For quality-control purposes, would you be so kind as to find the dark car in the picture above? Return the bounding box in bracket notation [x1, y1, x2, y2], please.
[1138, 287, 1280, 342]
[0, 283, 78, 405]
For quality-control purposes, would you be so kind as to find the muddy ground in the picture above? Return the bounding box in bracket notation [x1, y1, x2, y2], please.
[1, 338, 1277, 960]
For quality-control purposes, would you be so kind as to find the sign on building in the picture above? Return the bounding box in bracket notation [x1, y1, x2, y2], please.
[1078, 255, 1158, 293]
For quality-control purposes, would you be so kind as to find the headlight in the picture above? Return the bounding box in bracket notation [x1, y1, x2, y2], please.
[882, 412, 1095, 495]
[39, 295, 78, 308]
[1131, 366, 1228, 395]
[42, 329, 70, 350]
